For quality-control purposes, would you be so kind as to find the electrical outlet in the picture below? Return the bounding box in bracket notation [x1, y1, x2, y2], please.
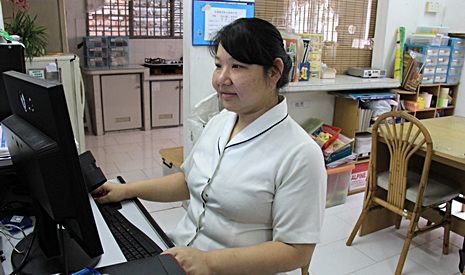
[291, 101, 310, 109]
[425, 1, 441, 13]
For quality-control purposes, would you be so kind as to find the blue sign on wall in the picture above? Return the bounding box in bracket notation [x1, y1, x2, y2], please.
[192, 0, 255, 46]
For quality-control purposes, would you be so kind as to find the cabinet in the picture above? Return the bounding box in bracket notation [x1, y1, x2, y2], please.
[392, 83, 459, 119]
[102, 74, 142, 131]
[151, 80, 182, 127]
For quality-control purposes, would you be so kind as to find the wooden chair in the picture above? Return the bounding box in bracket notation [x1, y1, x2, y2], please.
[301, 261, 310, 275]
[346, 111, 461, 275]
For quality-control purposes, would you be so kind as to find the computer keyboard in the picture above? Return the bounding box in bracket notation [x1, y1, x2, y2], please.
[97, 203, 163, 261]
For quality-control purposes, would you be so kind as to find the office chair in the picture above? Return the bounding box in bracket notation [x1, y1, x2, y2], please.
[346, 111, 461, 275]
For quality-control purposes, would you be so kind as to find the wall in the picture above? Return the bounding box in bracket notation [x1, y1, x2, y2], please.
[0, 1, 3, 30]
[183, 0, 465, 155]
[372, 0, 465, 116]
[0, 0, 182, 65]
[1, 0, 67, 53]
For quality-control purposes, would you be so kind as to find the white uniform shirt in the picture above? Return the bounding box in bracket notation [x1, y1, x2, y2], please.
[170, 96, 326, 253]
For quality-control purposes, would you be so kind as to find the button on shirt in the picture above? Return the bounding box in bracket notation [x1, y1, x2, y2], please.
[169, 96, 326, 254]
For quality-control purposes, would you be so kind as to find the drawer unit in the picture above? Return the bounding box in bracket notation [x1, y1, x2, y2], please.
[102, 74, 142, 131]
[421, 74, 434, 84]
[108, 36, 129, 47]
[446, 74, 461, 84]
[151, 80, 181, 127]
[435, 66, 448, 74]
[437, 47, 451, 56]
[83, 36, 108, 48]
[85, 57, 109, 69]
[423, 66, 436, 75]
[433, 74, 447, 83]
[448, 66, 462, 75]
[83, 36, 129, 68]
[451, 48, 465, 58]
[436, 56, 449, 66]
[450, 57, 464, 67]
[449, 38, 465, 49]
[86, 47, 109, 58]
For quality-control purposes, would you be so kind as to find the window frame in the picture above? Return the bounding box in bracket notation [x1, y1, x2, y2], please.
[86, 0, 183, 39]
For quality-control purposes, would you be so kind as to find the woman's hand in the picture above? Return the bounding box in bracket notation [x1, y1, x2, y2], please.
[92, 181, 128, 204]
[162, 246, 212, 275]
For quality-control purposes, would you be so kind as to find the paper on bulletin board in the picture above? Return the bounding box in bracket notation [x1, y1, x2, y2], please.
[192, 0, 255, 46]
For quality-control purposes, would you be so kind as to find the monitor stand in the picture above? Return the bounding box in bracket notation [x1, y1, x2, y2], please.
[11, 230, 101, 275]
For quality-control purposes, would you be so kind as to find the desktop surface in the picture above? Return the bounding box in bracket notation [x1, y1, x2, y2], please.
[2, 195, 186, 275]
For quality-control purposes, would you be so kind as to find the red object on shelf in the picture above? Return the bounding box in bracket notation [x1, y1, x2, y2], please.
[313, 124, 341, 150]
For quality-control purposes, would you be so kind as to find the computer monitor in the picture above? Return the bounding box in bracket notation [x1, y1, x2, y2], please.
[1, 71, 103, 274]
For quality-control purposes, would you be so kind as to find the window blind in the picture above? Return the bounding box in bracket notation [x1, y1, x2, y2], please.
[255, 0, 378, 75]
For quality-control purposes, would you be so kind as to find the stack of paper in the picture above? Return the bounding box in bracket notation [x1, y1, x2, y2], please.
[357, 108, 374, 132]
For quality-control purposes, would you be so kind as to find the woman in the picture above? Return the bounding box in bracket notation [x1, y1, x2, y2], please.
[94, 18, 327, 275]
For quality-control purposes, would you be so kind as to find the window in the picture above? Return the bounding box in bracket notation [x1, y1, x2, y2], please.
[87, 0, 183, 38]
[255, 0, 378, 74]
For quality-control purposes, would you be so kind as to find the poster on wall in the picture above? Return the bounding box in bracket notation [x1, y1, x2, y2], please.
[192, 0, 255, 46]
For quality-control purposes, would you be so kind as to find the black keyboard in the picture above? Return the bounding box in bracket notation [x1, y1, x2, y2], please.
[98, 203, 163, 261]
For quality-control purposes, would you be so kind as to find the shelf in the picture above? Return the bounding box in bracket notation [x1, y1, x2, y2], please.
[281, 75, 400, 93]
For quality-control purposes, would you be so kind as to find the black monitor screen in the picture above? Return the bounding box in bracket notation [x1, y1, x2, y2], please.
[1, 71, 103, 274]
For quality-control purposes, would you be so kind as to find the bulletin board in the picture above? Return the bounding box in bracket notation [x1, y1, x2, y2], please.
[192, 0, 255, 46]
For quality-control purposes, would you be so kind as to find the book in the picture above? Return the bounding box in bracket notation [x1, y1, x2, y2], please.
[323, 133, 353, 155]
[325, 144, 352, 164]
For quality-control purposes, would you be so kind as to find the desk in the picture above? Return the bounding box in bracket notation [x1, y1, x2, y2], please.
[360, 115, 465, 236]
[1, 195, 186, 274]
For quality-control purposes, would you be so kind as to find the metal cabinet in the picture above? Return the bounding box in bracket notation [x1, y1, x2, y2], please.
[151, 80, 181, 127]
[101, 74, 142, 131]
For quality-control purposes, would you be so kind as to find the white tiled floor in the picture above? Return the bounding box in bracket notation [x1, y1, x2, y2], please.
[85, 127, 465, 275]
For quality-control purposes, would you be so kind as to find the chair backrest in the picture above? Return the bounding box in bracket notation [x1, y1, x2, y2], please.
[369, 111, 433, 209]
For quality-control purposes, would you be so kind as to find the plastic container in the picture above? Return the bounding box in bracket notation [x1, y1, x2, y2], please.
[85, 57, 109, 69]
[448, 66, 462, 75]
[451, 48, 465, 58]
[83, 36, 108, 48]
[449, 38, 464, 49]
[86, 47, 109, 58]
[434, 74, 447, 83]
[446, 74, 461, 84]
[450, 57, 464, 67]
[423, 66, 436, 75]
[109, 56, 129, 68]
[415, 26, 449, 36]
[109, 46, 129, 57]
[436, 56, 450, 66]
[437, 47, 451, 56]
[435, 66, 448, 74]
[312, 124, 341, 150]
[421, 74, 434, 84]
[411, 34, 449, 46]
[420, 92, 433, 108]
[326, 163, 355, 208]
[108, 36, 129, 47]
[424, 56, 438, 66]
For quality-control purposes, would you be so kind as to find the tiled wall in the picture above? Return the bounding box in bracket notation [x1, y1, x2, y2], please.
[129, 38, 183, 65]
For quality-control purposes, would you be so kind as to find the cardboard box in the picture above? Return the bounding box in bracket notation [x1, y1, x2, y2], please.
[159, 146, 189, 209]
[354, 133, 372, 156]
[349, 162, 369, 191]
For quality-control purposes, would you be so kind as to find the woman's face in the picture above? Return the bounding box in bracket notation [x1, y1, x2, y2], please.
[212, 44, 280, 119]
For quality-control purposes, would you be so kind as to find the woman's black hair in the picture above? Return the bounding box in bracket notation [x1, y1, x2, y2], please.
[209, 17, 292, 89]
